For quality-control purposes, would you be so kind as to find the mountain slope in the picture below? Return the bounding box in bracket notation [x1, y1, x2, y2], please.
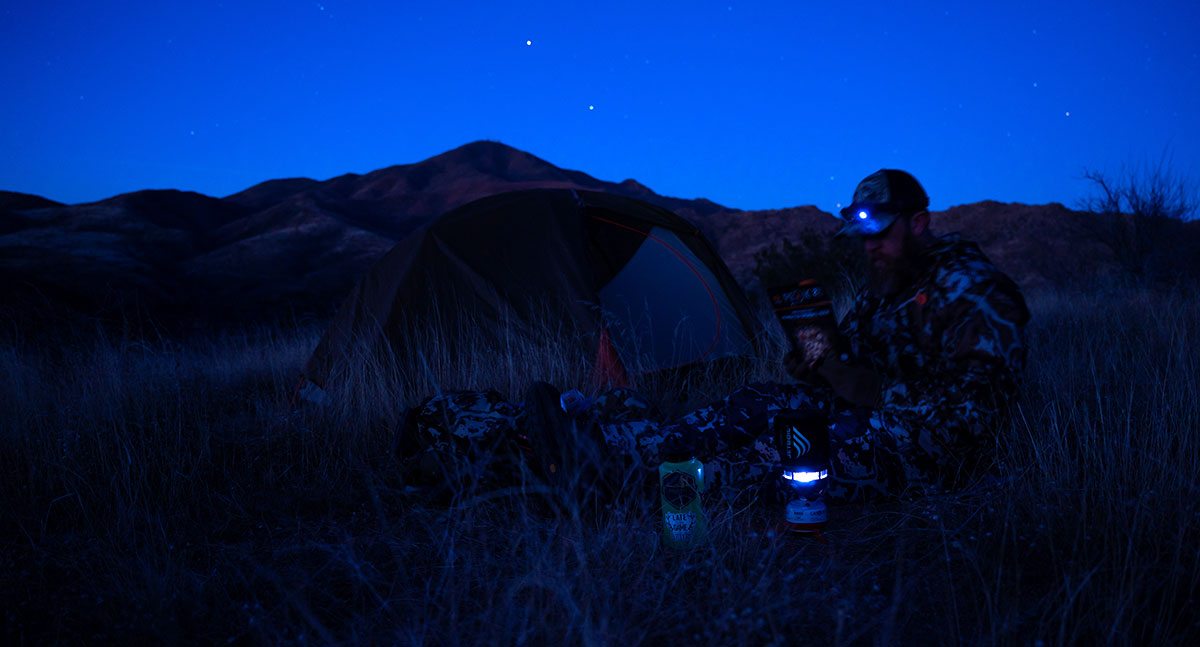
[0, 191, 64, 211]
[5, 140, 1186, 325]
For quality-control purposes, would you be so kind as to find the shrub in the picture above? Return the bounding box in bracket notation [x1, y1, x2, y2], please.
[1078, 151, 1200, 283]
[752, 229, 865, 311]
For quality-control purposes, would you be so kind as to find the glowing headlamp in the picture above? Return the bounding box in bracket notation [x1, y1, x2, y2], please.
[837, 204, 904, 237]
[853, 208, 893, 234]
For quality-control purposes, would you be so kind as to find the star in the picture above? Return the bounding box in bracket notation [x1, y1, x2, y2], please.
[526, 40, 532, 46]
[588, 105, 595, 111]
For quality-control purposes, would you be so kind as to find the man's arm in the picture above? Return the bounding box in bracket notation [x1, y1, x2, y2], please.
[815, 354, 879, 407]
[783, 289, 882, 406]
[782, 346, 879, 406]
[893, 276, 1029, 448]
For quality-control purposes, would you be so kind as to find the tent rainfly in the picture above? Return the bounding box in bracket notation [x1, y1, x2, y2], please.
[299, 188, 764, 402]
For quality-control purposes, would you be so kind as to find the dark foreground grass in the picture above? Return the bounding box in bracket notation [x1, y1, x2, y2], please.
[2, 286, 1199, 646]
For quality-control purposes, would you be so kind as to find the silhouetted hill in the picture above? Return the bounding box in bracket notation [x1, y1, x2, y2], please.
[223, 178, 321, 210]
[929, 200, 1200, 288]
[0, 191, 64, 210]
[4, 140, 1195, 327]
[2, 141, 738, 322]
[929, 201, 1109, 290]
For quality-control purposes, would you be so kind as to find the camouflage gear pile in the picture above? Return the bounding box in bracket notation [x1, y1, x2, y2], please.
[395, 390, 522, 493]
[397, 234, 1029, 504]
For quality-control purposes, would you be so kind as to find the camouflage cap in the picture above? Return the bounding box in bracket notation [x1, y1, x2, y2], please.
[837, 169, 930, 237]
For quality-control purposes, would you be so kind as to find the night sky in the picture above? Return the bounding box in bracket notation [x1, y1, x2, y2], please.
[3, 1, 1198, 212]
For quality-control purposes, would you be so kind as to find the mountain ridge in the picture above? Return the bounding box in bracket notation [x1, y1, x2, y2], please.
[3, 140, 1191, 324]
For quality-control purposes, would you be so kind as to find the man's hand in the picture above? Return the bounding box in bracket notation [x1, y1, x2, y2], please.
[816, 356, 880, 407]
[782, 327, 880, 407]
[783, 326, 835, 380]
[783, 348, 820, 382]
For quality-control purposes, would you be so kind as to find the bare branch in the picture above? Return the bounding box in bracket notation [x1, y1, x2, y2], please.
[1081, 148, 1199, 222]
[1077, 147, 1200, 280]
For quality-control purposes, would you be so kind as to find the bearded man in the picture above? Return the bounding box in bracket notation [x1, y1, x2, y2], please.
[667, 169, 1031, 501]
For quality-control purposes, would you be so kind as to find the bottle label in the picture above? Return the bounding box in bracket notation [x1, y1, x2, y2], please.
[661, 472, 698, 509]
[663, 510, 696, 542]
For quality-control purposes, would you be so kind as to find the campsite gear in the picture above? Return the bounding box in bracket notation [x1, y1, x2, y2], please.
[301, 189, 764, 399]
[837, 169, 930, 237]
[659, 452, 709, 549]
[559, 389, 593, 417]
[774, 409, 831, 533]
[518, 382, 610, 495]
[769, 279, 836, 362]
[396, 228, 1030, 505]
[515, 382, 569, 483]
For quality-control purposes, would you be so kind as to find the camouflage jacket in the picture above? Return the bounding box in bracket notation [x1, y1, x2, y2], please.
[840, 234, 1030, 458]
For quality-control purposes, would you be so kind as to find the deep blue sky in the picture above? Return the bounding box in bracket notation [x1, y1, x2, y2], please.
[2, 1, 1198, 212]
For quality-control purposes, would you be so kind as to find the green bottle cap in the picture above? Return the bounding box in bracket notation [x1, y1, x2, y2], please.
[661, 448, 694, 464]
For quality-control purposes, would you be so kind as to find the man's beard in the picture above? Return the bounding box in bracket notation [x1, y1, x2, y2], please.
[866, 239, 922, 297]
[867, 263, 913, 297]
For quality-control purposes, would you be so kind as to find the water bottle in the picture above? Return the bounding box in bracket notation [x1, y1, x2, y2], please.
[659, 450, 708, 549]
[773, 409, 831, 534]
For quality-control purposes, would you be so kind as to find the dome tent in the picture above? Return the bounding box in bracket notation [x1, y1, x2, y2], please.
[300, 188, 764, 400]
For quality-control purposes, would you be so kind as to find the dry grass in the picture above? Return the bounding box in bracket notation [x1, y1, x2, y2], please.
[2, 284, 1198, 645]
